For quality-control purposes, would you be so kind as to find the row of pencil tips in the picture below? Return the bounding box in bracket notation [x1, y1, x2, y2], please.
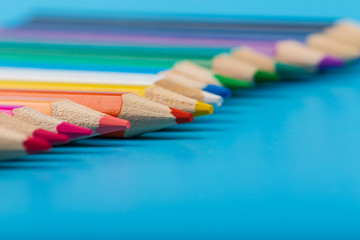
[1, 18, 360, 161]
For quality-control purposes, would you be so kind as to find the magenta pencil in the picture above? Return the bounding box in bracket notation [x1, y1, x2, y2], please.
[0, 105, 93, 139]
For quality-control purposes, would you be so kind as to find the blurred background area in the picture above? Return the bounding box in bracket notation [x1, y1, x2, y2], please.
[2, 0, 360, 27]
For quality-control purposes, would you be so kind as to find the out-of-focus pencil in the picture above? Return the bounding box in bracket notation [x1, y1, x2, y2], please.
[273, 40, 345, 72]
[306, 34, 360, 60]
[212, 54, 280, 84]
[159, 70, 232, 98]
[0, 113, 69, 145]
[231, 46, 308, 78]
[172, 61, 252, 89]
[0, 126, 51, 161]
[0, 105, 93, 139]
[0, 96, 131, 135]
[0, 90, 193, 138]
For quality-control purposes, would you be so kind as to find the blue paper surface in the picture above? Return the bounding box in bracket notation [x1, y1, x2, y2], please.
[1, 1, 360, 239]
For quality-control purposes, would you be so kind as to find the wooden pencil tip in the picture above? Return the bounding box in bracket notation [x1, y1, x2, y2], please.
[194, 101, 214, 117]
[33, 129, 70, 145]
[23, 137, 52, 154]
[169, 107, 194, 124]
[97, 115, 131, 135]
[57, 122, 94, 139]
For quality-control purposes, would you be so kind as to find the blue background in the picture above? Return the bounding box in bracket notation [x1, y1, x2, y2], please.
[1, 1, 360, 239]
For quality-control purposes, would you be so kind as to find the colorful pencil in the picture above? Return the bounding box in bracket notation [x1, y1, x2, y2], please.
[273, 40, 345, 72]
[25, 14, 334, 32]
[0, 96, 131, 135]
[322, 21, 360, 48]
[0, 90, 194, 138]
[0, 81, 213, 117]
[159, 70, 232, 98]
[212, 54, 280, 84]
[0, 38, 343, 75]
[0, 113, 69, 145]
[0, 67, 223, 106]
[0, 126, 52, 161]
[172, 61, 252, 89]
[0, 105, 93, 139]
[306, 34, 360, 60]
[231, 46, 308, 78]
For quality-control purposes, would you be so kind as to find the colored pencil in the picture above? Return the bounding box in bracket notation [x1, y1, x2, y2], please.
[25, 14, 334, 32]
[159, 70, 232, 98]
[0, 96, 131, 135]
[0, 105, 93, 139]
[0, 113, 69, 145]
[0, 67, 223, 106]
[323, 21, 360, 47]
[212, 54, 280, 84]
[306, 34, 360, 60]
[0, 81, 213, 117]
[0, 90, 194, 138]
[172, 61, 252, 89]
[19, 14, 333, 40]
[0, 126, 52, 161]
[0, 39, 343, 75]
[231, 46, 308, 78]
[273, 40, 345, 72]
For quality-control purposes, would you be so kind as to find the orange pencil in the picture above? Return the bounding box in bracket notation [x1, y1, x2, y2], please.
[0, 96, 130, 136]
[0, 89, 193, 137]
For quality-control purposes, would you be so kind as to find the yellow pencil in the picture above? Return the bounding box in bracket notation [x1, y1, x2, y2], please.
[0, 80, 213, 117]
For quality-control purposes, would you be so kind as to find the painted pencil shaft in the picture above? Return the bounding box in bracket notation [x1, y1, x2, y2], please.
[0, 90, 193, 137]
[26, 14, 334, 32]
[0, 66, 222, 106]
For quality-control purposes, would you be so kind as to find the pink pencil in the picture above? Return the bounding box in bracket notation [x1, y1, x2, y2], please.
[0, 105, 93, 139]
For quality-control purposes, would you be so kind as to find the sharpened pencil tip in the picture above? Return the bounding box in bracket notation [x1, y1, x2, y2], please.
[194, 101, 214, 117]
[23, 137, 52, 154]
[97, 115, 131, 135]
[57, 122, 94, 139]
[169, 107, 194, 124]
[33, 129, 70, 145]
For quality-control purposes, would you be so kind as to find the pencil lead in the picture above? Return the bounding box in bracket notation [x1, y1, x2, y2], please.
[203, 84, 232, 98]
[318, 56, 345, 70]
[274, 62, 308, 78]
[194, 101, 214, 117]
[33, 129, 70, 145]
[56, 122, 93, 139]
[23, 137, 52, 154]
[254, 70, 280, 83]
[97, 115, 131, 135]
[169, 107, 194, 124]
[214, 74, 253, 89]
